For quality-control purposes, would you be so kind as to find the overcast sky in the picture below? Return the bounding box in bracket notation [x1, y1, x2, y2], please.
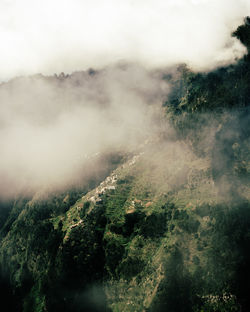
[0, 0, 250, 80]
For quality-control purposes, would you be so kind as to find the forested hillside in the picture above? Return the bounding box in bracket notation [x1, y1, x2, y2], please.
[0, 18, 250, 312]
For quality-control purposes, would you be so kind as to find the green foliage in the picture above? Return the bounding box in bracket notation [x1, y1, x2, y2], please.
[149, 248, 196, 312]
[138, 212, 167, 238]
[164, 19, 250, 162]
[233, 16, 250, 51]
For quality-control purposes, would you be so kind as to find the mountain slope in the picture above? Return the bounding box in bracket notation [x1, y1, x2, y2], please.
[0, 18, 250, 312]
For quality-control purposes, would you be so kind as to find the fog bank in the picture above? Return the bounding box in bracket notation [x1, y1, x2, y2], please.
[0, 65, 168, 197]
[0, 0, 250, 80]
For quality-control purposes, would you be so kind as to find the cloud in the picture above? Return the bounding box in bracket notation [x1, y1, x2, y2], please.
[0, 0, 250, 80]
[0, 64, 168, 197]
[0, 0, 249, 196]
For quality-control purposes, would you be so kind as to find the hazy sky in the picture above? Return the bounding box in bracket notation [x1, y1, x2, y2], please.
[0, 0, 250, 80]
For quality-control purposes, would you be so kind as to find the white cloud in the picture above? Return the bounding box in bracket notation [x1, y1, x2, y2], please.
[0, 64, 168, 196]
[0, 0, 250, 80]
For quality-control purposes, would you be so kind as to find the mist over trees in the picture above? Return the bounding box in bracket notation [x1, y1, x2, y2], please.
[0, 14, 250, 312]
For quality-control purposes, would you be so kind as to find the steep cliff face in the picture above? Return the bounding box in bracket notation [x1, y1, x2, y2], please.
[0, 19, 250, 312]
